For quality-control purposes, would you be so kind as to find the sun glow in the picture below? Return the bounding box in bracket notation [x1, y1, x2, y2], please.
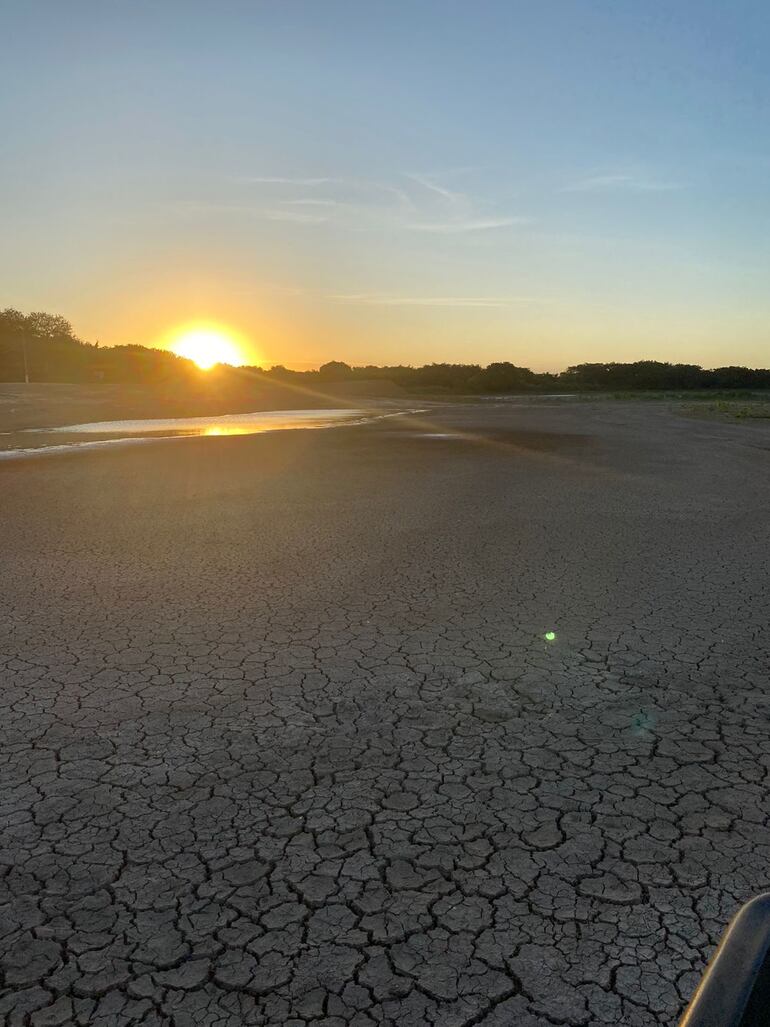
[169, 325, 246, 370]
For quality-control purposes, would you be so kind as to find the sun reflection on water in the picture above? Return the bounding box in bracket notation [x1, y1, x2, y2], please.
[202, 426, 255, 437]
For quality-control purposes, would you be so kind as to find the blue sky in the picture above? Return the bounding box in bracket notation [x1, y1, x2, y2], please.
[2, 0, 770, 368]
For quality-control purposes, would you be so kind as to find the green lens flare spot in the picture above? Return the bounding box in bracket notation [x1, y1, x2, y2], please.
[544, 631, 556, 642]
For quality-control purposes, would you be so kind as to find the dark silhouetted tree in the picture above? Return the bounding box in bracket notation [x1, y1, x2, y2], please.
[317, 360, 353, 380]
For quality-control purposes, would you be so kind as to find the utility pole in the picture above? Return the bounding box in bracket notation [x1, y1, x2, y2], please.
[21, 336, 29, 384]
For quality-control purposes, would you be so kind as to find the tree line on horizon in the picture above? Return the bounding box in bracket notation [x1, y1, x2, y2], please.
[2, 307, 770, 394]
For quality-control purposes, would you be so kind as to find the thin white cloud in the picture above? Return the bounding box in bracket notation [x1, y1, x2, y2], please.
[234, 175, 411, 209]
[260, 208, 330, 224]
[399, 172, 526, 232]
[233, 175, 339, 186]
[562, 173, 682, 193]
[171, 200, 253, 215]
[406, 172, 465, 207]
[168, 200, 330, 224]
[331, 293, 542, 307]
[409, 216, 528, 233]
[282, 198, 341, 207]
[206, 171, 523, 233]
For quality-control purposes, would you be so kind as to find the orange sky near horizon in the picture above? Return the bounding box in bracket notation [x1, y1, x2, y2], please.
[61, 276, 770, 374]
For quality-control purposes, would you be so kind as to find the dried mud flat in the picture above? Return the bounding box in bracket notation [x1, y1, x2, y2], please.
[2, 400, 770, 1026]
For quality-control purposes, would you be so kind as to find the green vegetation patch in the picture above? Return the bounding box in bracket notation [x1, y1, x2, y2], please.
[682, 398, 770, 421]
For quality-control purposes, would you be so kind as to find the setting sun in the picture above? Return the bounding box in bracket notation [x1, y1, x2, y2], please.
[170, 326, 245, 370]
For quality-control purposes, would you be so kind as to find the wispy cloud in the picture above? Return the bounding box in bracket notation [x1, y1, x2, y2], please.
[562, 173, 682, 193]
[223, 170, 524, 234]
[409, 216, 529, 233]
[234, 175, 412, 209]
[232, 175, 339, 187]
[168, 200, 331, 224]
[406, 172, 465, 207]
[331, 293, 542, 307]
[260, 208, 331, 224]
[282, 198, 341, 207]
[402, 171, 523, 232]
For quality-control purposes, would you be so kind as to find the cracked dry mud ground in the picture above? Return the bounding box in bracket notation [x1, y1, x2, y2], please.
[1, 401, 769, 1027]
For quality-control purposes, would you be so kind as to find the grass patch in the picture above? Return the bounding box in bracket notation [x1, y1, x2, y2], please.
[681, 397, 770, 421]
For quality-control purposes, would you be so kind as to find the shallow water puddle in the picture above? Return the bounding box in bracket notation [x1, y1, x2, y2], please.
[0, 408, 391, 458]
